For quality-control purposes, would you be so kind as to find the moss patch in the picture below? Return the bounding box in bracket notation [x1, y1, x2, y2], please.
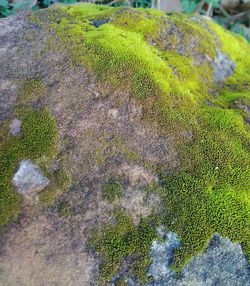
[58, 200, 73, 217]
[89, 211, 158, 284]
[18, 78, 46, 104]
[102, 179, 123, 202]
[39, 168, 71, 206]
[161, 105, 250, 270]
[0, 108, 59, 227]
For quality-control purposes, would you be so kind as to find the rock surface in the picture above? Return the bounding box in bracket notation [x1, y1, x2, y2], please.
[148, 233, 250, 286]
[213, 49, 235, 82]
[9, 118, 22, 136]
[12, 160, 50, 195]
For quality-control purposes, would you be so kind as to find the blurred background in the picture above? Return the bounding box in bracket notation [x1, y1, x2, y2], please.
[0, 0, 250, 42]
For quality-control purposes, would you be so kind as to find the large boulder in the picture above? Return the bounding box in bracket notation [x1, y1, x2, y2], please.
[0, 4, 249, 285]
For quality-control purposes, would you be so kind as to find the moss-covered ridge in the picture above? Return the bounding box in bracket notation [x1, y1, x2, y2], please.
[29, 3, 250, 282]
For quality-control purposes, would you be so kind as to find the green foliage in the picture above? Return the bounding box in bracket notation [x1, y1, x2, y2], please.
[102, 179, 123, 202]
[0, 108, 59, 227]
[89, 211, 158, 283]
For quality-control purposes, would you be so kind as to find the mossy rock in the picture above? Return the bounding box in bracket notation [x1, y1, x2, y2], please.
[0, 3, 250, 285]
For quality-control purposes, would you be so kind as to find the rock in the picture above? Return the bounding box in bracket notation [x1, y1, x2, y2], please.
[9, 118, 22, 136]
[90, 18, 110, 28]
[213, 49, 235, 82]
[12, 160, 49, 195]
[148, 233, 250, 286]
[148, 231, 181, 284]
[0, 4, 249, 286]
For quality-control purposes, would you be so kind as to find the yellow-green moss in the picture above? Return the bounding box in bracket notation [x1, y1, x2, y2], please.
[28, 3, 250, 280]
[0, 108, 59, 227]
[207, 21, 250, 87]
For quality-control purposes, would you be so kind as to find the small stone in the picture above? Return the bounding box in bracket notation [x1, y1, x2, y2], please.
[9, 118, 22, 136]
[12, 160, 50, 195]
[213, 49, 235, 82]
[108, 108, 119, 119]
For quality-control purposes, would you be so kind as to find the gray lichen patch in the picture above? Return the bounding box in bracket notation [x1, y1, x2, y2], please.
[12, 160, 50, 195]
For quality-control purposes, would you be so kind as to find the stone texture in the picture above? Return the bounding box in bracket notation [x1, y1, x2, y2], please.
[213, 49, 235, 82]
[9, 118, 22, 136]
[12, 160, 50, 195]
[148, 232, 250, 286]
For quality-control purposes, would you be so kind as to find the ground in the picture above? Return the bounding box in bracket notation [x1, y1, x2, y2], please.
[0, 4, 249, 286]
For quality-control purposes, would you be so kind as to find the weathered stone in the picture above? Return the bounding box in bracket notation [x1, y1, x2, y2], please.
[12, 160, 49, 195]
[213, 49, 235, 82]
[9, 118, 22, 136]
[148, 233, 250, 286]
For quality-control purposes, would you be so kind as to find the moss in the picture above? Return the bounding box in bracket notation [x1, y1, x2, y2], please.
[89, 211, 158, 284]
[47, 5, 230, 139]
[102, 179, 123, 202]
[0, 108, 59, 227]
[160, 105, 250, 270]
[39, 168, 71, 206]
[207, 20, 250, 87]
[33, 3, 250, 277]
[18, 78, 46, 104]
[58, 200, 73, 217]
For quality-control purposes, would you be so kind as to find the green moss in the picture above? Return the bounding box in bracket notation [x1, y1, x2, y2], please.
[160, 105, 250, 270]
[39, 168, 71, 206]
[48, 4, 216, 131]
[89, 211, 158, 284]
[207, 21, 250, 87]
[58, 200, 73, 217]
[34, 3, 250, 277]
[102, 179, 123, 202]
[0, 108, 59, 227]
